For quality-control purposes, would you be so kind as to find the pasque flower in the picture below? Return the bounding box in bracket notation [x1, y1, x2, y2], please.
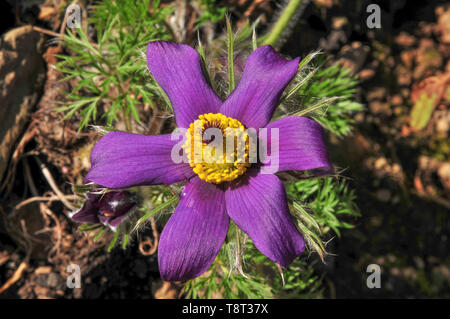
[71, 190, 138, 230]
[83, 41, 332, 281]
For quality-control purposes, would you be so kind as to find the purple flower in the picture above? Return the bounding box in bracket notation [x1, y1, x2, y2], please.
[83, 41, 332, 281]
[71, 190, 138, 230]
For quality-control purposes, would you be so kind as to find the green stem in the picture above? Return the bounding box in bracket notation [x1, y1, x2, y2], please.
[115, 75, 132, 132]
[135, 195, 179, 230]
[226, 17, 235, 94]
[122, 107, 132, 132]
[263, 0, 303, 47]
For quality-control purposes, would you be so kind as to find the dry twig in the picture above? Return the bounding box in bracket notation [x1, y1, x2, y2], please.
[138, 219, 160, 256]
[34, 157, 75, 210]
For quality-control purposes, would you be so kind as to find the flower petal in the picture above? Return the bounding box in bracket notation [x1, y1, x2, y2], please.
[84, 131, 194, 188]
[225, 169, 305, 267]
[70, 194, 101, 224]
[147, 41, 222, 128]
[260, 116, 333, 174]
[158, 178, 228, 281]
[108, 215, 126, 228]
[98, 191, 137, 218]
[220, 45, 300, 129]
[71, 210, 99, 223]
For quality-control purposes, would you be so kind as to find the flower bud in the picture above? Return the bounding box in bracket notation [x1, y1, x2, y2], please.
[70, 190, 138, 230]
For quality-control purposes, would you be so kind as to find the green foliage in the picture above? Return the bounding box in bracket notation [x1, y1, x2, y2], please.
[184, 228, 324, 299]
[270, 258, 323, 299]
[302, 64, 363, 136]
[57, 0, 173, 130]
[184, 225, 272, 299]
[195, 0, 226, 27]
[280, 58, 363, 137]
[287, 177, 360, 237]
[77, 219, 129, 251]
[183, 254, 273, 299]
[135, 194, 178, 230]
[290, 201, 327, 260]
[184, 177, 359, 299]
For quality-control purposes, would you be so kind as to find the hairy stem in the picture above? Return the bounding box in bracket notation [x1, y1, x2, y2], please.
[115, 75, 132, 132]
[122, 107, 132, 132]
[226, 17, 235, 94]
[263, 0, 303, 47]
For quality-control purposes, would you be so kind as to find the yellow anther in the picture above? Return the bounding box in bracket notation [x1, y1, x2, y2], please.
[182, 113, 251, 184]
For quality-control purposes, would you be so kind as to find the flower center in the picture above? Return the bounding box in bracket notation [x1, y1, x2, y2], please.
[182, 113, 251, 184]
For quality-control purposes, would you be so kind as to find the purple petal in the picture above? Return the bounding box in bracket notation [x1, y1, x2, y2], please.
[158, 177, 228, 281]
[225, 169, 305, 267]
[84, 131, 194, 188]
[98, 191, 137, 218]
[147, 41, 222, 128]
[108, 215, 127, 228]
[260, 116, 333, 174]
[71, 201, 100, 224]
[98, 215, 112, 226]
[98, 191, 137, 228]
[99, 214, 127, 229]
[220, 46, 300, 129]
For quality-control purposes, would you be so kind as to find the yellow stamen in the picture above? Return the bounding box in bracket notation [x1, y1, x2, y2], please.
[182, 113, 251, 184]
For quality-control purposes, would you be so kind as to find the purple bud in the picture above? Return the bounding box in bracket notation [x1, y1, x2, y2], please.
[71, 190, 138, 230]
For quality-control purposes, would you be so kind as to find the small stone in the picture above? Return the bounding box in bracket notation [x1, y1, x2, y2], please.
[374, 157, 388, 170]
[400, 50, 416, 68]
[359, 69, 375, 81]
[332, 16, 348, 29]
[418, 156, 435, 170]
[391, 163, 402, 175]
[434, 110, 450, 135]
[401, 88, 410, 98]
[354, 113, 364, 123]
[395, 32, 416, 47]
[367, 87, 387, 101]
[390, 95, 403, 106]
[436, 6, 450, 44]
[351, 41, 362, 49]
[437, 162, 450, 189]
[396, 65, 412, 86]
[369, 101, 389, 115]
[394, 106, 403, 115]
